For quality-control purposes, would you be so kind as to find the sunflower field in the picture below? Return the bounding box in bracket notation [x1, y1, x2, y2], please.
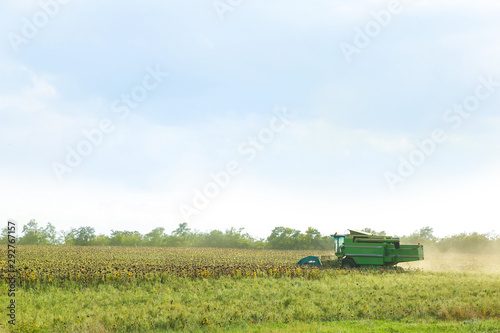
[1, 246, 499, 332]
[0, 246, 330, 286]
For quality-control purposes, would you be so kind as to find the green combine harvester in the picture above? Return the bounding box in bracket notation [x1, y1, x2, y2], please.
[298, 229, 424, 268]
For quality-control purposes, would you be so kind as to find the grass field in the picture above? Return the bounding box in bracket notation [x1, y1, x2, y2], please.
[1, 246, 499, 332]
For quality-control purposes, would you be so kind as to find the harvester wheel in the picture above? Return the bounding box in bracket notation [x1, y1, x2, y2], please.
[342, 258, 357, 268]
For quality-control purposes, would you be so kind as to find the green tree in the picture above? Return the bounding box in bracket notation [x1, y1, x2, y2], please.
[109, 230, 144, 246]
[223, 227, 255, 249]
[402, 226, 436, 245]
[40, 223, 59, 245]
[417, 227, 435, 240]
[144, 227, 167, 246]
[0, 227, 8, 244]
[73, 226, 96, 246]
[92, 234, 110, 246]
[169, 223, 192, 247]
[267, 227, 302, 250]
[121, 231, 143, 246]
[202, 229, 224, 248]
[173, 223, 190, 237]
[302, 227, 322, 249]
[362, 228, 386, 236]
[61, 228, 77, 246]
[20, 219, 41, 245]
[437, 232, 495, 253]
[109, 230, 124, 246]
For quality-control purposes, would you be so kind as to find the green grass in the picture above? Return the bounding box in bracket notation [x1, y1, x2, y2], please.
[1, 270, 499, 332]
[211, 320, 500, 332]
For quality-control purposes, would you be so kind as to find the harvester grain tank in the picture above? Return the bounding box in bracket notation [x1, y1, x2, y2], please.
[298, 229, 424, 268]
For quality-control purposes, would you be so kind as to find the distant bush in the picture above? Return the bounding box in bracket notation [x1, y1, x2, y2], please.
[4, 221, 499, 253]
[436, 232, 500, 254]
[400, 227, 499, 254]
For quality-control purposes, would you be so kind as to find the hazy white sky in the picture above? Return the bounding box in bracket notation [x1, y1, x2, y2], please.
[1, 0, 499, 238]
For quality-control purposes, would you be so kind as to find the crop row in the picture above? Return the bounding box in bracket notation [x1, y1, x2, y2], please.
[1, 246, 331, 285]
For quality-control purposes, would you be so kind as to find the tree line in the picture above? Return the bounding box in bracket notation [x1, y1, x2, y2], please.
[2, 220, 333, 250]
[2, 220, 499, 253]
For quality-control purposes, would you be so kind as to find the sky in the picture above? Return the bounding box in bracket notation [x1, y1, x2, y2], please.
[1, 0, 499, 239]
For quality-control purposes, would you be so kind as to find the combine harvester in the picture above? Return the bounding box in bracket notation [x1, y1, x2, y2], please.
[298, 229, 424, 268]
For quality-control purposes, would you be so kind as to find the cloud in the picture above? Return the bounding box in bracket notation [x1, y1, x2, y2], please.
[2, 163, 498, 240]
[288, 118, 415, 155]
[414, 0, 500, 11]
[1, 0, 499, 237]
[0, 175, 181, 236]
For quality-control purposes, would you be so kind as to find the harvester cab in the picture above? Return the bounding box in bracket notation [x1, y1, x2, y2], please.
[333, 232, 345, 254]
[298, 229, 424, 268]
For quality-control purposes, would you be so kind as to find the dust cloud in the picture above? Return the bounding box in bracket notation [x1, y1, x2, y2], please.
[399, 253, 500, 274]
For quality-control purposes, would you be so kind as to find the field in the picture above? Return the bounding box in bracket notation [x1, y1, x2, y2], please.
[1, 246, 499, 332]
